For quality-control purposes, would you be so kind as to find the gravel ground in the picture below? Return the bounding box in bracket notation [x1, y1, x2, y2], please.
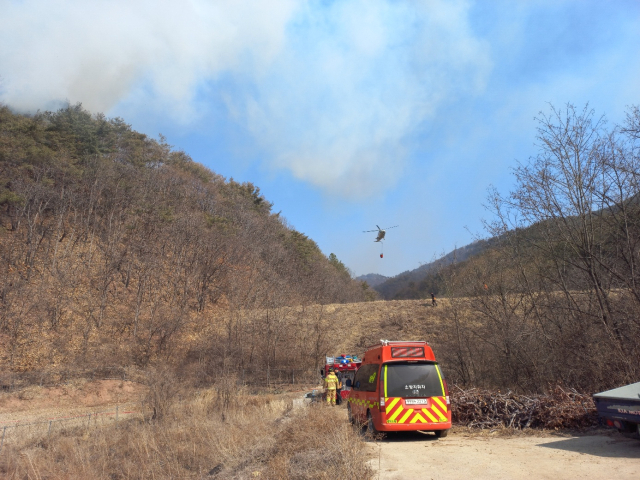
[368, 429, 640, 479]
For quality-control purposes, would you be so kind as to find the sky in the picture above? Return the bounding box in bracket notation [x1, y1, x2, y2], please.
[1, 0, 639, 277]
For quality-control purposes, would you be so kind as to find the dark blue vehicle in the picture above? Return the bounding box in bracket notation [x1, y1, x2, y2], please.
[593, 381, 640, 439]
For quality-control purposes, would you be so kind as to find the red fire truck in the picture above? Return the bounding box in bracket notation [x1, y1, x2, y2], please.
[320, 354, 362, 404]
[346, 340, 451, 437]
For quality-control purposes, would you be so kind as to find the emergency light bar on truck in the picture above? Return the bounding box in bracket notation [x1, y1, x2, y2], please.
[370, 340, 430, 347]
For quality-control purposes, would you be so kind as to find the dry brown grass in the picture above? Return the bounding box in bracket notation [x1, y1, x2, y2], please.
[0, 387, 373, 479]
[318, 299, 447, 354]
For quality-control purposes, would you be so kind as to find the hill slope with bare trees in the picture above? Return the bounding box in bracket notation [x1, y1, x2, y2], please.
[0, 104, 371, 383]
[364, 105, 640, 393]
[2, 103, 639, 399]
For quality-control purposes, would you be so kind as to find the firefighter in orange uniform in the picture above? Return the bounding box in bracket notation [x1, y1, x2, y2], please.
[324, 367, 340, 406]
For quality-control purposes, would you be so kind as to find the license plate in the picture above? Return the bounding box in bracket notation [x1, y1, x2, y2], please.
[405, 399, 427, 405]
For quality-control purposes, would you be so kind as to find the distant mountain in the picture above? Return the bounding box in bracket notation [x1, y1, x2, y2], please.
[355, 273, 389, 288]
[366, 238, 497, 299]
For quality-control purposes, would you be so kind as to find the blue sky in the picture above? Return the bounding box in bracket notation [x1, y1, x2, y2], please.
[1, 0, 639, 277]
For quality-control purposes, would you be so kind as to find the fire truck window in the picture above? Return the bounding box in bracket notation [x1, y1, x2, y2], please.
[353, 364, 379, 392]
[353, 367, 366, 391]
[383, 362, 444, 398]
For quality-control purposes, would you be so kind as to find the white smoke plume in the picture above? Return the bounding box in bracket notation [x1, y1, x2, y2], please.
[0, 0, 491, 197]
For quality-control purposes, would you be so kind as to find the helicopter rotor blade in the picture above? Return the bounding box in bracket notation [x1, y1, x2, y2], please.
[363, 229, 378, 233]
[382, 225, 399, 230]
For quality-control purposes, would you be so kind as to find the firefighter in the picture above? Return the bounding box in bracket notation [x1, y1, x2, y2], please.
[324, 367, 340, 406]
[336, 371, 344, 405]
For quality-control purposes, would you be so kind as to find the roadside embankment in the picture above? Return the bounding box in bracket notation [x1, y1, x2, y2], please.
[0, 380, 373, 479]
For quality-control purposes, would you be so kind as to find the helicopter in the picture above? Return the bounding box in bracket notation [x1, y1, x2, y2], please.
[363, 225, 398, 242]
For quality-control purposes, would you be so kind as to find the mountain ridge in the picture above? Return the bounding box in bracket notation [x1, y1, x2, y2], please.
[357, 237, 498, 299]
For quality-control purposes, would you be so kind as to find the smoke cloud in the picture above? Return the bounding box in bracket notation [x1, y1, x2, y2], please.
[0, 0, 491, 197]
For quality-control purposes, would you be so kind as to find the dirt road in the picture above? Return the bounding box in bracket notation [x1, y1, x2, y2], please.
[0, 380, 145, 445]
[368, 430, 640, 479]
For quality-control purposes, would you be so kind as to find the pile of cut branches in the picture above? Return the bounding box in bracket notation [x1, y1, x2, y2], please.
[451, 385, 598, 430]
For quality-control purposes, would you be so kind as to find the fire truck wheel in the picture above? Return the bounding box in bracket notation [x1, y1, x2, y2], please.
[366, 411, 379, 435]
[347, 404, 355, 425]
[434, 429, 449, 438]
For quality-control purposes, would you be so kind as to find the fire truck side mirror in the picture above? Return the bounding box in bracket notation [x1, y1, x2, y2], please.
[354, 381, 360, 389]
[320, 368, 324, 377]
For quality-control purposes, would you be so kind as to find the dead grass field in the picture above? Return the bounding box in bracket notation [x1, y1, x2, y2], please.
[3, 298, 634, 479]
[0, 381, 373, 479]
[0, 299, 445, 479]
[320, 299, 448, 354]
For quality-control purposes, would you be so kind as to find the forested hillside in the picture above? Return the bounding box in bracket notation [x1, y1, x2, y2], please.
[367, 238, 496, 299]
[2, 103, 639, 395]
[0, 104, 367, 380]
[355, 272, 388, 288]
[427, 105, 640, 391]
[362, 105, 640, 392]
